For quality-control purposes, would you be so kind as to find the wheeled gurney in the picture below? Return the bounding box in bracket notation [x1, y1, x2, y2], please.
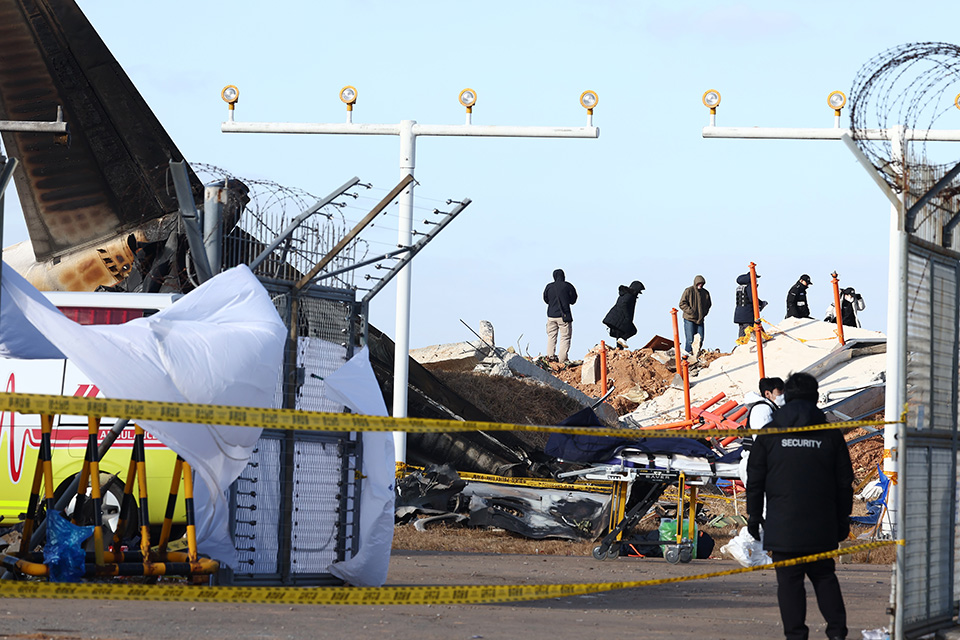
[550, 430, 744, 563]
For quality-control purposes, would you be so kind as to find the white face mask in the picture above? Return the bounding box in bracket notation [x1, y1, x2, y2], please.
[774, 394, 786, 408]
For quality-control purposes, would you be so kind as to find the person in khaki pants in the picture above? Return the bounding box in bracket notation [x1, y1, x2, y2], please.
[543, 269, 577, 363]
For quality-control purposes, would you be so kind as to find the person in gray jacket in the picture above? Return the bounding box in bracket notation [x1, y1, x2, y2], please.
[678, 275, 711, 355]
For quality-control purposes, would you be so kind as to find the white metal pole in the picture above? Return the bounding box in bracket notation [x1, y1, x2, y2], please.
[392, 120, 416, 462]
[886, 128, 907, 640]
[883, 127, 905, 538]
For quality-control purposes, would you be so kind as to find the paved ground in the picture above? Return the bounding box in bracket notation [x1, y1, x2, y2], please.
[1, 551, 892, 640]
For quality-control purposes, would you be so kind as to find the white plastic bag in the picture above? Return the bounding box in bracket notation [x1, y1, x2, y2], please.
[720, 526, 772, 568]
[860, 627, 889, 640]
[856, 479, 884, 501]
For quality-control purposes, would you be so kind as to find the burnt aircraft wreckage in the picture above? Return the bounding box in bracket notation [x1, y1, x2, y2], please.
[0, 0, 590, 534]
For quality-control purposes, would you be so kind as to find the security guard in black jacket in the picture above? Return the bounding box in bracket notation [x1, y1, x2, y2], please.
[786, 274, 813, 319]
[746, 372, 854, 640]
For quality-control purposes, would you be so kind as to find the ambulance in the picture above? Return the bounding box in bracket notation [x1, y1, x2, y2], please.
[0, 291, 185, 534]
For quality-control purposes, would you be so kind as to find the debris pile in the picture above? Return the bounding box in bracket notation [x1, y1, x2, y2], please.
[622, 317, 886, 426]
[547, 343, 727, 416]
[397, 318, 888, 550]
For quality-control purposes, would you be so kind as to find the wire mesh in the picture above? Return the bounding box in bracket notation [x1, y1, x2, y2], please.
[851, 43, 960, 197]
[902, 241, 960, 635]
[226, 282, 362, 585]
[193, 164, 361, 288]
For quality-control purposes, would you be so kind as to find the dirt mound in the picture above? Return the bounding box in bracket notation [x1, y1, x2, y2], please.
[547, 345, 727, 416]
[845, 422, 885, 484]
[432, 371, 585, 455]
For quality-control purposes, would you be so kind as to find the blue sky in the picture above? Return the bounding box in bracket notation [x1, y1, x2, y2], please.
[4, 1, 959, 358]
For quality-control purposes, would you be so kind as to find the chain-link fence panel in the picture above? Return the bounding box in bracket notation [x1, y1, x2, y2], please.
[902, 241, 959, 637]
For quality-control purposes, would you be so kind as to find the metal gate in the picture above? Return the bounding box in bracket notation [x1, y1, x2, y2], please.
[221, 286, 364, 586]
[901, 240, 960, 636]
[213, 176, 367, 585]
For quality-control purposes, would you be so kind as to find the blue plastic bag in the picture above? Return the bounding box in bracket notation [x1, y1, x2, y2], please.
[44, 511, 95, 582]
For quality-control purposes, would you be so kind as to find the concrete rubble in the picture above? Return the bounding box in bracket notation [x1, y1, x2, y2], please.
[623, 317, 886, 427]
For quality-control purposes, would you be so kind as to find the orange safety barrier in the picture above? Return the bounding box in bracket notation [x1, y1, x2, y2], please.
[699, 393, 727, 410]
[749, 262, 766, 379]
[831, 271, 846, 346]
[714, 400, 738, 416]
[691, 394, 748, 433]
[600, 340, 608, 395]
[636, 419, 699, 431]
[670, 308, 682, 375]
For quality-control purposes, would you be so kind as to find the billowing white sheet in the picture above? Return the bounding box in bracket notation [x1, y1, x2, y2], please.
[324, 346, 395, 587]
[0, 264, 285, 567]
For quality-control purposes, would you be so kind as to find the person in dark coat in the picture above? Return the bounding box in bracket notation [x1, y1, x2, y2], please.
[785, 274, 813, 319]
[602, 280, 644, 349]
[543, 269, 578, 362]
[734, 273, 766, 338]
[839, 287, 865, 328]
[747, 372, 854, 640]
[678, 275, 712, 355]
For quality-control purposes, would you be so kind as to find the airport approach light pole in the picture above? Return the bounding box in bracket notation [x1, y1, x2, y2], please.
[220, 86, 600, 462]
[700, 89, 960, 539]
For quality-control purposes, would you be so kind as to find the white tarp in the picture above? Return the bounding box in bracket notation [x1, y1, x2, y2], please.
[324, 346, 395, 587]
[0, 263, 286, 567]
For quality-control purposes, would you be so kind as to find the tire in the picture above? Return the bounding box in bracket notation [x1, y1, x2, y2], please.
[64, 473, 135, 540]
[592, 545, 608, 561]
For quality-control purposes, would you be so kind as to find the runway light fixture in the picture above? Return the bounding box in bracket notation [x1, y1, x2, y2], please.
[459, 88, 477, 112]
[702, 89, 721, 113]
[828, 90, 847, 115]
[340, 86, 358, 111]
[221, 85, 239, 109]
[580, 90, 599, 114]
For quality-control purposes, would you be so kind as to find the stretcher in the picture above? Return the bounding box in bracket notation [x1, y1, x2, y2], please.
[556, 442, 743, 564]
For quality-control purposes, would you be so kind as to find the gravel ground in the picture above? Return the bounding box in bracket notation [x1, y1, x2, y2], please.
[1, 551, 893, 640]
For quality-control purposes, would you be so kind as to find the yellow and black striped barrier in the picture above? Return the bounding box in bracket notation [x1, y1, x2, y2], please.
[0, 540, 900, 606]
[0, 392, 901, 439]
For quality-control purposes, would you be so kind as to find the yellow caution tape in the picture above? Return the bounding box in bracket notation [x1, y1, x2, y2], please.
[0, 540, 899, 606]
[396, 463, 614, 493]
[759, 317, 838, 343]
[0, 392, 901, 439]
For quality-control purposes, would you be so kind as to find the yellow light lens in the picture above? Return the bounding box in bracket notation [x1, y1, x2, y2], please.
[702, 90, 721, 109]
[828, 91, 847, 110]
[459, 88, 477, 108]
[580, 90, 599, 110]
[340, 86, 358, 105]
[221, 85, 239, 104]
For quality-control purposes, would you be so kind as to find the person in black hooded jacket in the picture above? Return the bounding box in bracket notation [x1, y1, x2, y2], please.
[747, 372, 854, 640]
[543, 269, 578, 362]
[602, 280, 644, 349]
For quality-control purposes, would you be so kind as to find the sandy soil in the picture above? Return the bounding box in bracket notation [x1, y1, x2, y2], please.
[547, 344, 725, 416]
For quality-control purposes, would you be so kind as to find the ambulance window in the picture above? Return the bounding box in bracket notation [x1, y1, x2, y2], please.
[57, 307, 147, 325]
